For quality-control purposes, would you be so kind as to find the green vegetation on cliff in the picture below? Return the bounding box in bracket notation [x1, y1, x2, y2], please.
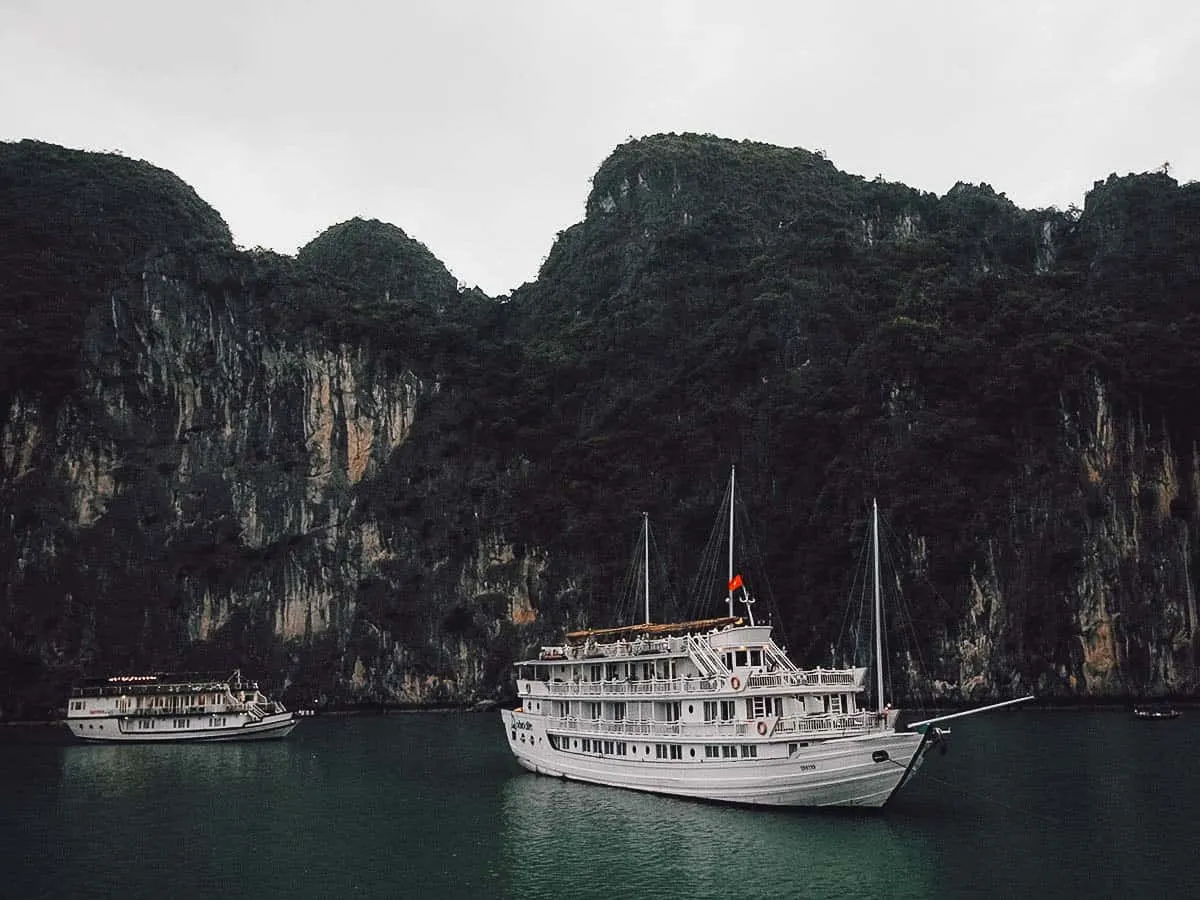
[0, 139, 233, 400]
[2, 134, 1199, 716]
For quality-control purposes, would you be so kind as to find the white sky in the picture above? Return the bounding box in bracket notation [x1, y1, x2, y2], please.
[2, 0, 1197, 296]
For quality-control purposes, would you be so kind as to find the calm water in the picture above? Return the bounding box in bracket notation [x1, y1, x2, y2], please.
[1, 709, 1194, 899]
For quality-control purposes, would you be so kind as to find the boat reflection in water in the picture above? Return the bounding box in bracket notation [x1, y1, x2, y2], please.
[497, 773, 934, 899]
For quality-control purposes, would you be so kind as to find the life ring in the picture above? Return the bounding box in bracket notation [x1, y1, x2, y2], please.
[757, 721, 768, 736]
[729, 676, 741, 691]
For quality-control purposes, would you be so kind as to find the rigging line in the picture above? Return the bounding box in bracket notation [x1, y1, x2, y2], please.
[686, 476, 732, 619]
[885, 760, 1068, 825]
[733, 490, 784, 628]
[878, 512, 934, 698]
[614, 516, 645, 627]
[837, 521, 872, 668]
[647, 519, 677, 622]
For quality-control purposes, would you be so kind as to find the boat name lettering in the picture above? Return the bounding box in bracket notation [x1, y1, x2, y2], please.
[513, 720, 533, 731]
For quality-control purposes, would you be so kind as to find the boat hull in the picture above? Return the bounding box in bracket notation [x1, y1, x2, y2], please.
[501, 709, 932, 808]
[65, 712, 297, 743]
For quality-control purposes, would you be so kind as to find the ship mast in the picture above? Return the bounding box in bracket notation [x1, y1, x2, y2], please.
[728, 465, 735, 618]
[643, 511, 651, 625]
[873, 499, 884, 715]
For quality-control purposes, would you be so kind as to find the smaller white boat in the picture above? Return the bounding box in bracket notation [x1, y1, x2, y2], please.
[1132, 705, 1179, 721]
[65, 670, 297, 742]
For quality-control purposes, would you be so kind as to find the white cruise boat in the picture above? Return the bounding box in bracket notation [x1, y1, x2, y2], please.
[66, 670, 297, 743]
[502, 472, 1030, 808]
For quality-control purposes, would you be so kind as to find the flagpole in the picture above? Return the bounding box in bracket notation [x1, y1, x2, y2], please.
[728, 465, 735, 618]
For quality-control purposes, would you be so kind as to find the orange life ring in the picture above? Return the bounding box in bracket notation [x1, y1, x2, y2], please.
[730, 676, 741, 691]
[757, 721, 768, 736]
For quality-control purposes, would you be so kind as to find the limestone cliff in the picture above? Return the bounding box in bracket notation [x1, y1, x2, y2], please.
[3, 135, 1199, 718]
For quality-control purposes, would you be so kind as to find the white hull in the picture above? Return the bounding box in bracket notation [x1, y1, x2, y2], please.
[65, 712, 297, 743]
[502, 708, 933, 808]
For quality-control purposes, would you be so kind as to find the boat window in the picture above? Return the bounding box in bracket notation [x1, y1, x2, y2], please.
[750, 650, 761, 667]
[703, 701, 718, 722]
[740, 745, 757, 758]
[719, 700, 736, 722]
[611, 702, 626, 721]
[735, 650, 748, 667]
[705, 745, 719, 758]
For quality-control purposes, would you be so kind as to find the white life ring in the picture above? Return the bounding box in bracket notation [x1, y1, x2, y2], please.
[729, 676, 741, 691]
[757, 721, 768, 736]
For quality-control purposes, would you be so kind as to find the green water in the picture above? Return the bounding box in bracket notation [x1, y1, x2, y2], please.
[1, 710, 1194, 899]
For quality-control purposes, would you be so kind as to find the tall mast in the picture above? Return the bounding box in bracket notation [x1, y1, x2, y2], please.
[728, 465, 736, 618]
[643, 511, 651, 625]
[872, 499, 884, 714]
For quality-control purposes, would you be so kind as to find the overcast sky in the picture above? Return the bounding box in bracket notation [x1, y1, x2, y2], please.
[2, 1, 1196, 295]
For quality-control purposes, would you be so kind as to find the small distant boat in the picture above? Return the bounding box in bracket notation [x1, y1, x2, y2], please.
[65, 670, 297, 742]
[1132, 705, 1179, 720]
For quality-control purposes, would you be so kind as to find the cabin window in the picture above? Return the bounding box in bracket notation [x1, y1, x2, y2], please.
[590, 665, 601, 681]
[721, 745, 737, 759]
[722, 652, 733, 670]
[705, 745, 719, 758]
[603, 741, 615, 754]
[642, 663, 654, 681]
[669, 745, 682, 760]
[735, 650, 748, 667]
[587, 702, 600, 720]
[741, 745, 757, 758]
[611, 702, 626, 722]
[616, 742, 627, 756]
[719, 700, 736, 722]
[661, 702, 680, 723]
[750, 649, 762, 667]
[655, 744, 669, 759]
[747, 697, 783, 718]
[703, 701, 718, 722]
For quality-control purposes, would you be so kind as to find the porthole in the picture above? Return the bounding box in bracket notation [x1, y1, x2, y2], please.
[689, 748, 696, 757]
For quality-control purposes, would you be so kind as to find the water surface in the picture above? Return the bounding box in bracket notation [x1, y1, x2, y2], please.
[2, 709, 1192, 899]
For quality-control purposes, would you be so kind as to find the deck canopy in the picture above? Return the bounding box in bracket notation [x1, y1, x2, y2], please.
[564, 616, 742, 646]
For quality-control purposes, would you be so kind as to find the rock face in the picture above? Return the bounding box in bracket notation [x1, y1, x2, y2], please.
[2, 135, 1199, 718]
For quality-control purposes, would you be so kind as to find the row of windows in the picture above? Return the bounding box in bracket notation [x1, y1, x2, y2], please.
[704, 744, 758, 759]
[545, 735, 771, 762]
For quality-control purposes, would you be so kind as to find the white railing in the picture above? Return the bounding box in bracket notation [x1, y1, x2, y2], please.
[540, 712, 882, 740]
[770, 712, 881, 737]
[529, 676, 721, 698]
[686, 634, 728, 678]
[746, 667, 865, 691]
[543, 716, 753, 739]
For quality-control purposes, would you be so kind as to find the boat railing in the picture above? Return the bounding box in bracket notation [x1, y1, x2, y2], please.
[747, 667, 866, 691]
[770, 711, 881, 736]
[532, 676, 721, 698]
[686, 634, 729, 678]
[544, 635, 694, 662]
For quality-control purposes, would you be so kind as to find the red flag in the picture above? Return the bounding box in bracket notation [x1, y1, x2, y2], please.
[728, 573, 744, 592]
